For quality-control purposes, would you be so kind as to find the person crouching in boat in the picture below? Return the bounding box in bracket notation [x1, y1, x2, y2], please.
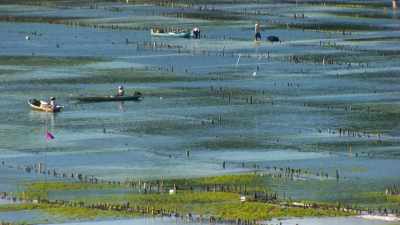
[117, 86, 125, 97]
[254, 21, 261, 41]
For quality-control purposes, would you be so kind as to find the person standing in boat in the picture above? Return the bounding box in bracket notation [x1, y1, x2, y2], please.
[192, 27, 200, 39]
[254, 21, 261, 41]
[197, 27, 201, 39]
[117, 85, 125, 97]
[49, 97, 56, 109]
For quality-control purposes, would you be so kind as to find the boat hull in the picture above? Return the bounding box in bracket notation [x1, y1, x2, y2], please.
[75, 95, 142, 103]
[150, 29, 192, 38]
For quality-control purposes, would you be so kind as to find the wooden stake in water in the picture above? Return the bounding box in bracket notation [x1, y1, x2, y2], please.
[236, 54, 241, 66]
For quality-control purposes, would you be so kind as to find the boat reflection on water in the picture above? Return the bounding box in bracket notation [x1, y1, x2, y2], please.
[29, 110, 56, 130]
[117, 101, 125, 112]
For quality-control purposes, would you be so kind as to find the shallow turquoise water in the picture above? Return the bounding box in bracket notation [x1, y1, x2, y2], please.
[0, 0, 400, 222]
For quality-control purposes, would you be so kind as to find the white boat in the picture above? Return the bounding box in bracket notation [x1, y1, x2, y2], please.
[150, 29, 192, 38]
[28, 99, 63, 113]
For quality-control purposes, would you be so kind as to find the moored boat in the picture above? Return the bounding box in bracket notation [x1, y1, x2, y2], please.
[28, 99, 63, 113]
[150, 28, 192, 38]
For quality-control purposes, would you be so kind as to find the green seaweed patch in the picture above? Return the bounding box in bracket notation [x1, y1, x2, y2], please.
[27, 181, 122, 192]
[0, 56, 103, 67]
[21, 181, 123, 200]
[152, 173, 275, 194]
[195, 201, 352, 221]
[81, 191, 240, 213]
[162, 173, 266, 188]
[42, 204, 138, 220]
[76, 191, 353, 221]
[0, 203, 40, 212]
[0, 202, 136, 220]
[18, 178, 355, 221]
[349, 167, 368, 173]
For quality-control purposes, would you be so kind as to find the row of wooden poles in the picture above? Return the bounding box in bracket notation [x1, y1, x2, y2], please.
[0, 159, 278, 199]
[18, 17, 381, 70]
[0, 158, 342, 197]
[0, 194, 261, 225]
[135, 40, 375, 70]
[1, 157, 343, 198]
[3, 188, 399, 225]
[2, 160, 400, 222]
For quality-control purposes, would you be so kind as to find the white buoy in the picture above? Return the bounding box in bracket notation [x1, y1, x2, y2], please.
[252, 71, 257, 76]
[25, 36, 30, 40]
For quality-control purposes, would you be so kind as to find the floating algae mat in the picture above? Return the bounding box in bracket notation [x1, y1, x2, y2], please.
[1, 0, 400, 224]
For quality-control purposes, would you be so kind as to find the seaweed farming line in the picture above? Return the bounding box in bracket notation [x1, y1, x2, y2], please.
[0, 160, 279, 199]
[0, 158, 343, 202]
[134, 40, 381, 70]
[0, 160, 117, 186]
[0, 190, 365, 225]
[0, 196, 266, 225]
[12, 22, 391, 69]
[162, 7, 274, 21]
[316, 127, 386, 142]
[2, 187, 396, 225]
[221, 162, 344, 183]
[272, 20, 393, 32]
[1, 159, 400, 221]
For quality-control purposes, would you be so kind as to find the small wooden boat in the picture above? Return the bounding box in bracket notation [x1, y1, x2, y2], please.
[150, 29, 192, 38]
[75, 93, 143, 103]
[28, 99, 63, 113]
